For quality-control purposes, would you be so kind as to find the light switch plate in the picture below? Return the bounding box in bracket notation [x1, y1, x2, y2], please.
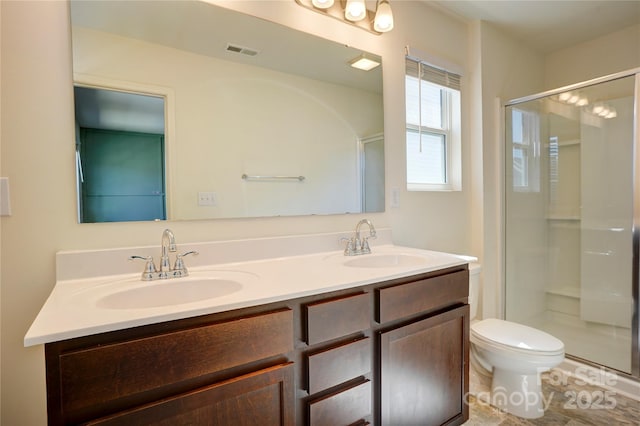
[0, 177, 11, 216]
[390, 187, 400, 208]
[197, 191, 217, 206]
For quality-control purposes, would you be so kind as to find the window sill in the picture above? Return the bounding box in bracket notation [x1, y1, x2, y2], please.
[407, 183, 461, 192]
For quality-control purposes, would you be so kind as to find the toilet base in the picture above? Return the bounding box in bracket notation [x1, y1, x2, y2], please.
[490, 368, 547, 419]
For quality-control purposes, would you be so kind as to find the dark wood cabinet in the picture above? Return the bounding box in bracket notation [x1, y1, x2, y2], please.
[375, 268, 469, 426]
[379, 305, 469, 426]
[85, 363, 295, 426]
[45, 309, 294, 425]
[306, 337, 371, 395]
[308, 379, 372, 426]
[44, 265, 469, 426]
[303, 292, 373, 424]
[305, 292, 370, 345]
[376, 269, 468, 323]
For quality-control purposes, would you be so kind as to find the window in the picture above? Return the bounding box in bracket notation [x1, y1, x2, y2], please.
[405, 57, 461, 191]
[510, 108, 540, 192]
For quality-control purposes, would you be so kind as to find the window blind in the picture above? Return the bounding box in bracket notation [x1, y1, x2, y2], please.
[405, 57, 461, 91]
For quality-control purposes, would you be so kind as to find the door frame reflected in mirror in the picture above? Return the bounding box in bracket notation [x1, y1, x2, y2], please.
[73, 74, 175, 223]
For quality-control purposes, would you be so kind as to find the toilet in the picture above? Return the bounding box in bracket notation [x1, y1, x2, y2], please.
[468, 263, 564, 419]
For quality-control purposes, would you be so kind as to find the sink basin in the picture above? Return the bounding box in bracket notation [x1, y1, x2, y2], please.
[96, 277, 243, 309]
[343, 253, 428, 268]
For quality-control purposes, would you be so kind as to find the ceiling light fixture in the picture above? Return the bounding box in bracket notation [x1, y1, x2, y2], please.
[374, 0, 394, 32]
[557, 91, 588, 107]
[349, 53, 381, 71]
[575, 97, 589, 107]
[295, 0, 395, 35]
[345, 0, 366, 21]
[591, 102, 617, 119]
[311, 0, 334, 8]
[558, 92, 572, 102]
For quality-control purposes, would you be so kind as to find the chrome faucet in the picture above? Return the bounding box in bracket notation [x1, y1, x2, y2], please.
[130, 229, 198, 281]
[160, 228, 177, 278]
[343, 219, 377, 256]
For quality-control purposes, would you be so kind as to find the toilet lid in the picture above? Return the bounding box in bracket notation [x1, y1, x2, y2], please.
[471, 318, 564, 353]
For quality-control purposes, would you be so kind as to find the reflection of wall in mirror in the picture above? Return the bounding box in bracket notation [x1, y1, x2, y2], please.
[72, 27, 383, 220]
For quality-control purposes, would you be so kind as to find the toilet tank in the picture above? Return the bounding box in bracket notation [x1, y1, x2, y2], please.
[468, 263, 482, 320]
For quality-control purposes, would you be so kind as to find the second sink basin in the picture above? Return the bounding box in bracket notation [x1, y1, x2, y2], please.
[343, 253, 429, 268]
[96, 275, 244, 310]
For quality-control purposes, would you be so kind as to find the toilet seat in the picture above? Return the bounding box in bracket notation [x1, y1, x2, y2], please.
[471, 318, 564, 356]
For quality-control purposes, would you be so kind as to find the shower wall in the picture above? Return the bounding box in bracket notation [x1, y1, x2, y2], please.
[580, 96, 634, 329]
[505, 73, 637, 375]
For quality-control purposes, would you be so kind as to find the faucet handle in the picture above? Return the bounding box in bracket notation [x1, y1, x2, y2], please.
[340, 237, 354, 256]
[129, 255, 157, 281]
[173, 251, 199, 277]
[361, 237, 372, 254]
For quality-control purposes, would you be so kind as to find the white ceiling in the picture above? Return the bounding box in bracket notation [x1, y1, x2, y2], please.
[70, 0, 383, 134]
[429, 0, 640, 54]
[70, 0, 382, 94]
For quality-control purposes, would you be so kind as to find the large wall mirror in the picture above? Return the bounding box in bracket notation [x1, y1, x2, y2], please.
[70, 0, 384, 223]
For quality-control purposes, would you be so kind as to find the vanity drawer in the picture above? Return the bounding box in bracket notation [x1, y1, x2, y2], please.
[86, 363, 295, 426]
[308, 380, 371, 426]
[305, 292, 370, 345]
[53, 308, 293, 422]
[306, 337, 371, 394]
[376, 269, 468, 323]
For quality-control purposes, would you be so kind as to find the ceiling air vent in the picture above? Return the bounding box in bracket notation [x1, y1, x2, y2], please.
[225, 43, 259, 57]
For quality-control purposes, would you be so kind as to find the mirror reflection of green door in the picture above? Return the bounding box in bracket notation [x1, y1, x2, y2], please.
[79, 128, 166, 223]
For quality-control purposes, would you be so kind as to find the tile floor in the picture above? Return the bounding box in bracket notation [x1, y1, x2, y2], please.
[464, 366, 640, 425]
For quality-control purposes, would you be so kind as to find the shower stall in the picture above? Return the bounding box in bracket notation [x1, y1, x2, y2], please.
[504, 70, 639, 379]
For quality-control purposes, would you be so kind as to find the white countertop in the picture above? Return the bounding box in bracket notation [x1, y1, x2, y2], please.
[25, 232, 472, 347]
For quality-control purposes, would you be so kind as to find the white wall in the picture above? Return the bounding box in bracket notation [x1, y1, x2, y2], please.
[386, 2, 471, 254]
[473, 21, 545, 319]
[580, 95, 635, 327]
[545, 23, 640, 89]
[0, 1, 475, 424]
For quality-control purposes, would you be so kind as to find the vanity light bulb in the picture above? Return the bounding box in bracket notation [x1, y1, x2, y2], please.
[374, 0, 394, 32]
[568, 94, 579, 104]
[558, 92, 572, 102]
[345, 0, 366, 21]
[312, 0, 334, 9]
[576, 97, 588, 106]
[592, 104, 604, 114]
[598, 107, 611, 117]
[604, 107, 618, 118]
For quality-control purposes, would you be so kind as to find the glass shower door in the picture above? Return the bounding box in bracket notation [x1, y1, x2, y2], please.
[505, 74, 637, 375]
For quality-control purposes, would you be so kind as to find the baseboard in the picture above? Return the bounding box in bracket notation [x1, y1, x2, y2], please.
[558, 358, 640, 402]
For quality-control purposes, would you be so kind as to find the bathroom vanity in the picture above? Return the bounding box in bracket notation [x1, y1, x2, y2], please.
[27, 231, 471, 425]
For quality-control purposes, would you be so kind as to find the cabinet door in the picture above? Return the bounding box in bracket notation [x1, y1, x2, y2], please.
[86, 363, 295, 426]
[379, 305, 469, 426]
[47, 309, 292, 424]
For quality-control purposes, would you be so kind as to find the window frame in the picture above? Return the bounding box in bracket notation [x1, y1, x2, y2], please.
[510, 107, 541, 193]
[405, 58, 462, 192]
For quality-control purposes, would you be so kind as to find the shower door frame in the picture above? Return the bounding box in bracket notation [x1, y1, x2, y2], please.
[504, 68, 640, 379]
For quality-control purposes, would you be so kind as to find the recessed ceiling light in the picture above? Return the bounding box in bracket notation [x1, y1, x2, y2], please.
[349, 54, 380, 71]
